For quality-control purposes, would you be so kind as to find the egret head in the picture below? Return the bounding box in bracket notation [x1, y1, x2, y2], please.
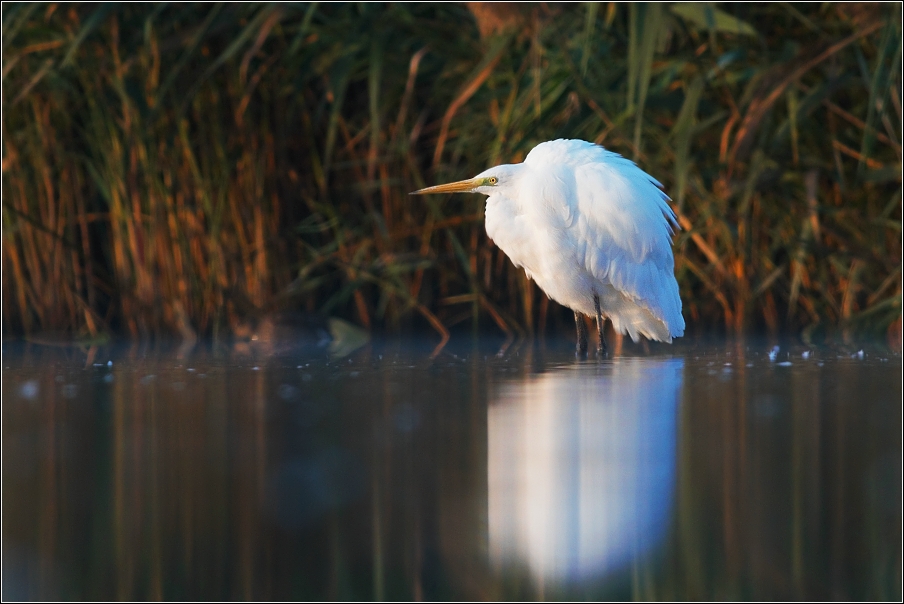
[410, 164, 520, 197]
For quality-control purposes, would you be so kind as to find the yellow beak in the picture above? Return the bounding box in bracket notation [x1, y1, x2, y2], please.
[409, 178, 480, 195]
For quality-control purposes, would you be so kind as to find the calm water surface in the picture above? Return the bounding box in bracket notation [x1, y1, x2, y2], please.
[2, 337, 901, 600]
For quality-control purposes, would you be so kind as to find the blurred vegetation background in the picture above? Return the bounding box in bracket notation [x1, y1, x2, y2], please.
[2, 2, 901, 344]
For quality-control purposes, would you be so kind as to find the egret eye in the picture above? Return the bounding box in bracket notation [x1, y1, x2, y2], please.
[488, 176, 498, 185]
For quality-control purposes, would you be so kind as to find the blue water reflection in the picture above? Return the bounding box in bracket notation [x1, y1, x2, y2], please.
[488, 358, 683, 583]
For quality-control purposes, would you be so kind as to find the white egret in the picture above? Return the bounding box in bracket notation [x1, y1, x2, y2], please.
[412, 139, 684, 354]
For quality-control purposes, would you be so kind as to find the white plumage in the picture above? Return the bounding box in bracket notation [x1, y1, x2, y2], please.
[413, 139, 684, 349]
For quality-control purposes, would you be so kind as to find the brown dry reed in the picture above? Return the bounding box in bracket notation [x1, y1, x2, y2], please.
[2, 3, 901, 345]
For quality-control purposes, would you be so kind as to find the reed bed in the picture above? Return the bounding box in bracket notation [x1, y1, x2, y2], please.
[2, 3, 901, 343]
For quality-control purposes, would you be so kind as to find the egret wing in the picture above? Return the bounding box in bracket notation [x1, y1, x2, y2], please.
[570, 148, 684, 339]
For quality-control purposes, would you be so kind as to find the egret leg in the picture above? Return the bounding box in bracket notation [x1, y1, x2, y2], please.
[594, 294, 608, 356]
[574, 312, 588, 356]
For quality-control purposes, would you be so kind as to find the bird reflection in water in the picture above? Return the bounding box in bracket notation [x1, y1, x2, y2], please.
[488, 358, 683, 585]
